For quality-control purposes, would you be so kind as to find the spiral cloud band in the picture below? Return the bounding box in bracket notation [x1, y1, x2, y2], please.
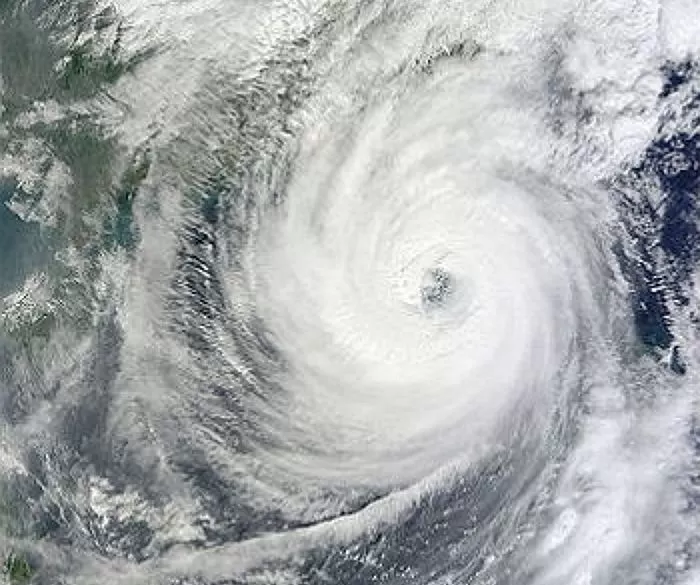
[91, 1, 700, 582]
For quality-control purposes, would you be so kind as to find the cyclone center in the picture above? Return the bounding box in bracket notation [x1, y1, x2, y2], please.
[420, 267, 454, 309]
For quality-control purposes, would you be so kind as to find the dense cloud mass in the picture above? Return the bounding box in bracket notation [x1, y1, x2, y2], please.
[1, 1, 700, 584]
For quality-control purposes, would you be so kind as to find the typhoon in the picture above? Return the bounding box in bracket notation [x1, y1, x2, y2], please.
[1, 0, 700, 584]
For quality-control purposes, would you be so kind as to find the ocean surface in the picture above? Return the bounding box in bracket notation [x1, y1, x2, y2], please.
[1, 1, 700, 584]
